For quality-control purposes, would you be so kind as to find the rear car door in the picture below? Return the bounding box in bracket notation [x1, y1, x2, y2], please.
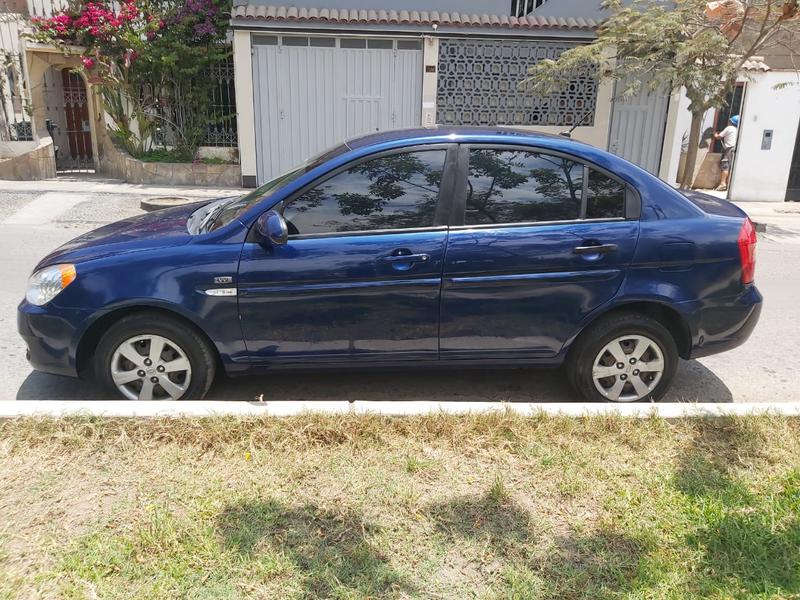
[238, 145, 456, 365]
[440, 145, 640, 360]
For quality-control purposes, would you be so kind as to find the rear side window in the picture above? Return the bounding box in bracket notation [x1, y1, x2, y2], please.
[283, 150, 446, 235]
[586, 169, 626, 219]
[466, 149, 583, 225]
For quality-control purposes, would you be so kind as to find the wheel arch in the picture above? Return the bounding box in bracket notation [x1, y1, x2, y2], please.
[567, 301, 693, 361]
[75, 304, 223, 376]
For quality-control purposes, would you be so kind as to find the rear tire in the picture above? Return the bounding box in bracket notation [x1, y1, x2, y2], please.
[567, 312, 678, 402]
[94, 312, 216, 400]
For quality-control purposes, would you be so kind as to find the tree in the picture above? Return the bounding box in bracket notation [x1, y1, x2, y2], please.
[521, 0, 800, 188]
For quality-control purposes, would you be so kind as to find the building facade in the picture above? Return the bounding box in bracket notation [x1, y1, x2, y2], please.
[230, 1, 674, 187]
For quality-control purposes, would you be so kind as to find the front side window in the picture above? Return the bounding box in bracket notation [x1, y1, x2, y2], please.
[466, 149, 584, 225]
[283, 150, 446, 235]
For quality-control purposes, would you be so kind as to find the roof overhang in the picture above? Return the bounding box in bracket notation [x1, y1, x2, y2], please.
[230, 4, 598, 39]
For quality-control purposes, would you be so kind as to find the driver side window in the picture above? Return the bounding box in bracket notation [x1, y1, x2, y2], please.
[283, 150, 447, 236]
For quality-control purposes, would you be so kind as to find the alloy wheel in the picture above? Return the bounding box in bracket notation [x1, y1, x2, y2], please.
[591, 334, 665, 402]
[109, 334, 192, 400]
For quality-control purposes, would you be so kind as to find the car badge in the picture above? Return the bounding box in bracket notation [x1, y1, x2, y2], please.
[213, 276, 233, 284]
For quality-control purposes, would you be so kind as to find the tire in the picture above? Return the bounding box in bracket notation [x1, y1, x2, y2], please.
[566, 312, 679, 403]
[94, 311, 216, 400]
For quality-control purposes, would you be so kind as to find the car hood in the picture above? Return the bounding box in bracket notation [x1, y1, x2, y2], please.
[37, 200, 212, 268]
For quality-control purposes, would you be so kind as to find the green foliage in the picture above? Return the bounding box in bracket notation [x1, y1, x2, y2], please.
[139, 148, 233, 163]
[27, 0, 232, 160]
[522, 0, 800, 187]
[524, 0, 799, 110]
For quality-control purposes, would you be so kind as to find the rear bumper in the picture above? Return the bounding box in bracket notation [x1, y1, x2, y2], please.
[17, 301, 82, 378]
[688, 285, 762, 359]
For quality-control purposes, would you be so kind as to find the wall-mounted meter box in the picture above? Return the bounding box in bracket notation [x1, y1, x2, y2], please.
[761, 129, 774, 150]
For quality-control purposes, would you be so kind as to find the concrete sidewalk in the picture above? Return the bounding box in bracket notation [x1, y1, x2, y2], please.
[0, 175, 244, 199]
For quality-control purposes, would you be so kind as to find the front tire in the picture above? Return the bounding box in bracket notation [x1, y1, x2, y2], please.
[567, 313, 679, 402]
[94, 312, 216, 400]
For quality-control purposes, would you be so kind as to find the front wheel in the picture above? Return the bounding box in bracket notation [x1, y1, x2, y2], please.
[567, 313, 679, 402]
[94, 312, 216, 400]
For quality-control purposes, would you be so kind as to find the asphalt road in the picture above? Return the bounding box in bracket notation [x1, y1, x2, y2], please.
[2, 185, 798, 402]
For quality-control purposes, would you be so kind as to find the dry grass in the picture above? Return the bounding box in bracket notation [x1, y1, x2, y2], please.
[0, 412, 798, 599]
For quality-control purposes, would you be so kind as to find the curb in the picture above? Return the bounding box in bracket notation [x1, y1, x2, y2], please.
[1, 401, 799, 419]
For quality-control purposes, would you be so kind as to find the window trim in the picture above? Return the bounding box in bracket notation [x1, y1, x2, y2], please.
[274, 144, 459, 240]
[453, 143, 640, 229]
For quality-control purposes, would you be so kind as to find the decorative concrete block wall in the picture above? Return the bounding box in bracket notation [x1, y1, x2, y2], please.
[0, 139, 57, 180]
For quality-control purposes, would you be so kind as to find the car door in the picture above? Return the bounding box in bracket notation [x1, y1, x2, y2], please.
[237, 145, 456, 365]
[440, 144, 640, 360]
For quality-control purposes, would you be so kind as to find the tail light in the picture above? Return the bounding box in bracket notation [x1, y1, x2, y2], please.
[737, 217, 757, 284]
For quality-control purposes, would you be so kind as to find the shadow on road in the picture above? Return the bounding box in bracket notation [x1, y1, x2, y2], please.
[15, 359, 732, 402]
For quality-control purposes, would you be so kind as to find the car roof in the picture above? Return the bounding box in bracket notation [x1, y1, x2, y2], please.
[344, 125, 587, 150]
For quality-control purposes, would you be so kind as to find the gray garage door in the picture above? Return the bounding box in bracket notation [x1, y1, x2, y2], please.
[252, 34, 423, 183]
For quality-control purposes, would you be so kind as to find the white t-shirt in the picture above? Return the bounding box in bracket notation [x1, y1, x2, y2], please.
[719, 125, 738, 150]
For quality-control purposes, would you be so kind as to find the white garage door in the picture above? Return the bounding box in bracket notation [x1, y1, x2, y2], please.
[252, 34, 424, 184]
[608, 79, 670, 176]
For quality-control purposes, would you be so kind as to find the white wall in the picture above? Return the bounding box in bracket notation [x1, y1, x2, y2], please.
[730, 71, 800, 202]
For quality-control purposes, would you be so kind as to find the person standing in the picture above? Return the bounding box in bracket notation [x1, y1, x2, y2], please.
[714, 115, 739, 192]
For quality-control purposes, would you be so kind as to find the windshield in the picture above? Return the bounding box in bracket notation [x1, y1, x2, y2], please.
[205, 142, 349, 233]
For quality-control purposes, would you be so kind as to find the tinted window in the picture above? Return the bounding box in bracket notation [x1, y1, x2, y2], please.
[586, 169, 626, 219]
[466, 149, 583, 225]
[283, 150, 446, 235]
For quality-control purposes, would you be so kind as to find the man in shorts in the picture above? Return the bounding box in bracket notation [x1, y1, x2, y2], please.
[714, 115, 739, 192]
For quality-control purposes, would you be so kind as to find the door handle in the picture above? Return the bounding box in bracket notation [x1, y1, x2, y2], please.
[381, 253, 430, 263]
[573, 243, 618, 255]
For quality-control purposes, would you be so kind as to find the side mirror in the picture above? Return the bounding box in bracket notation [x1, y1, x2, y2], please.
[255, 210, 288, 246]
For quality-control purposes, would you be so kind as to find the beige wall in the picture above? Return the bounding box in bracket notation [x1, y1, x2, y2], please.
[421, 35, 437, 128]
[0, 137, 55, 179]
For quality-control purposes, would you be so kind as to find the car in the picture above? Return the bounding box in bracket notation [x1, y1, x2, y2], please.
[18, 126, 761, 402]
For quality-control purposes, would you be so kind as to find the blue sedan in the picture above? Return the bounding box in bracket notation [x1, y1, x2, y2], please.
[18, 127, 761, 401]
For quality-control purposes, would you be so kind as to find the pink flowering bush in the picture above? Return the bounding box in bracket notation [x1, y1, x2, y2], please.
[28, 0, 232, 160]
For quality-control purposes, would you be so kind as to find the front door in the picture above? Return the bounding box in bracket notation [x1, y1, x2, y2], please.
[238, 146, 454, 365]
[440, 145, 640, 360]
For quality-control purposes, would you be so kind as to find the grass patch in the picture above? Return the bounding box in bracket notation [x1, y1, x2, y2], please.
[1, 413, 799, 599]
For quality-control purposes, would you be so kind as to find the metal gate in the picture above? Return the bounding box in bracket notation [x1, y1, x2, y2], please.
[252, 34, 423, 183]
[608, 82, 670, 176]
[59, 69, 93, 172]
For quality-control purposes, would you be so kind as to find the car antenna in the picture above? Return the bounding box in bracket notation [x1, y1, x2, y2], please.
[559, 108, 594, 138]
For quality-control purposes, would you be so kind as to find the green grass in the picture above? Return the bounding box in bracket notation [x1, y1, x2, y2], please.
[1, 413, 799, 599]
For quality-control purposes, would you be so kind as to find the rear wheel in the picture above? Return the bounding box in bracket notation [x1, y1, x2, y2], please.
[94, 312, 216, 400]
[567, 313, 678, 402]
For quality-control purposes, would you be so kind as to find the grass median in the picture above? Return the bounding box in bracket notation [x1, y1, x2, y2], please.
[1, 412, 799, 599]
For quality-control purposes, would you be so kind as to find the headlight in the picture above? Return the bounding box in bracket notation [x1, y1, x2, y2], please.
[26, 264, 77, 306]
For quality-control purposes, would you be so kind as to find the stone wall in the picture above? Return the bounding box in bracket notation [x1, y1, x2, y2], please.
[98, 133, 241, 187]
[0, 139, 56, 180]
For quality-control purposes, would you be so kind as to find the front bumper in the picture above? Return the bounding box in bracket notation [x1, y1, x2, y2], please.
[17, 301, 83, 378]
[689, 285, 763, 359]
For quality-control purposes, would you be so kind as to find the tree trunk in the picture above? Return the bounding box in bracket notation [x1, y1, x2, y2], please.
[679, 110, 704, 190]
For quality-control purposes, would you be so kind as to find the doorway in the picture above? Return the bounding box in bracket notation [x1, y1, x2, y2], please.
[786, 119, 800, 201]
[42, 67, 95, 174]
[711, 83, 745, 154]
